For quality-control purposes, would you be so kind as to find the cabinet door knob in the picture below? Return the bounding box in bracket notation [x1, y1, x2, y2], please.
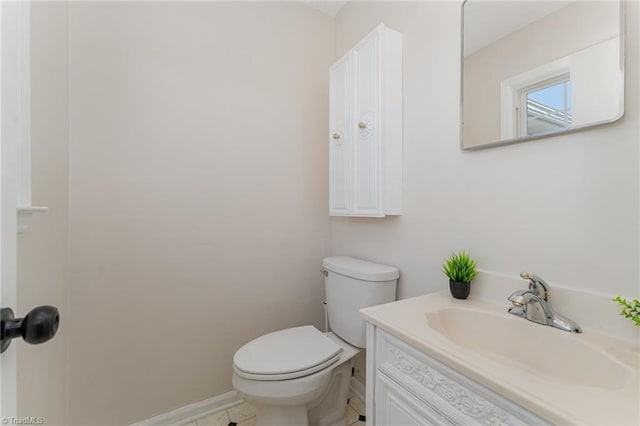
[358, 122, 368, 129]
[332, 133, 341, 140]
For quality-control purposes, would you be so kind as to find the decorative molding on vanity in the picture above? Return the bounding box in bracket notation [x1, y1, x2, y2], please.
[130, 391, 243, 426]
[385, 345, 519, 425]
[371, 326, 548, 426]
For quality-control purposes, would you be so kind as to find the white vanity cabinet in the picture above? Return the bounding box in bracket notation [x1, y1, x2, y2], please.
[329, 24, 403, 217]
[366, 324, 549, 426]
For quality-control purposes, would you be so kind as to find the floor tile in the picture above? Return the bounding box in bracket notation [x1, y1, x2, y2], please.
[227, 402, 256, 423]
[238, 416, 256, 426]
[193, 383, 364, 425]
[345, 404, 359, 425]
[197, 410, 229, 426]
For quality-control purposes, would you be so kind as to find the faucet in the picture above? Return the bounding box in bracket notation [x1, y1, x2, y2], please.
[507, 272, 582, 333]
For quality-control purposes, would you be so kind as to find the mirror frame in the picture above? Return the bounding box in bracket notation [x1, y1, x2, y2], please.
[460, 0, 626, 151]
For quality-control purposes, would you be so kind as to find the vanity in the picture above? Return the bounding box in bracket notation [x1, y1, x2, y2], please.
[361, 286, 639, 425]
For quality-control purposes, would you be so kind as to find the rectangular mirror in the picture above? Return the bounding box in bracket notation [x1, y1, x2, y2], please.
[461, 1, 624, 150]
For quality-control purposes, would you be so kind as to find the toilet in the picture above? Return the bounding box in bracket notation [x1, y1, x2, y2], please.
[232, 256, 399, 426]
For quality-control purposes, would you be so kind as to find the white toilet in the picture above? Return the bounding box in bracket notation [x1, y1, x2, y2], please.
[232, 256, 399, 426]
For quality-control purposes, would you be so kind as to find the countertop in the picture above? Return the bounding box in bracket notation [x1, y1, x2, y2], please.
[361, 291, 640, 425]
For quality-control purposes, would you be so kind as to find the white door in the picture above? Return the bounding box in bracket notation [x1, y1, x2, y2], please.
[376, 372, 453, 426]
[1, 0, 20, 417]
[1, 2, 58, 418]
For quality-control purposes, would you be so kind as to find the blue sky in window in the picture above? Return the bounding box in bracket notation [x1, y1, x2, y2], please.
[528, 81, 572, 111]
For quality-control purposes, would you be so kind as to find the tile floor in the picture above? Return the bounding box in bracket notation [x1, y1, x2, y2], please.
[185, 387, 366, 426]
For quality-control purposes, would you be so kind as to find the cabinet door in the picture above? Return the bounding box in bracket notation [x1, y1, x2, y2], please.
[376, 371, 454, 426]
[352, 29, 382, 216]
[329, 53, 352, 216]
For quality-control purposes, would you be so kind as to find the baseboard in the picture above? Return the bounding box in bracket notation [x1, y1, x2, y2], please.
[131, 374, 365, 425]
[350, 376, 366, 402]
[130, 390, 244, 426]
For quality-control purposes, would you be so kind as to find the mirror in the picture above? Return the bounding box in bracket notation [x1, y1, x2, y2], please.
[461, 1, 624, 150]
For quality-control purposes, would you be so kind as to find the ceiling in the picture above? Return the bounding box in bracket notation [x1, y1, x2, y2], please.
[304, 1, 347, 17]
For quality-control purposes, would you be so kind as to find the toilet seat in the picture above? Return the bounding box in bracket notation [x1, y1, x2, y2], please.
[233, 326, 343, 381]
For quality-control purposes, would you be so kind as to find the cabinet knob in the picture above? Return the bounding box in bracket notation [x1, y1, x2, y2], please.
[332, 133, 341, 140]
[358, 122, 367, 129]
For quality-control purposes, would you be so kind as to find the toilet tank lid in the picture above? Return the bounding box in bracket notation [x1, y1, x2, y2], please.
[323, 256, 399, 282]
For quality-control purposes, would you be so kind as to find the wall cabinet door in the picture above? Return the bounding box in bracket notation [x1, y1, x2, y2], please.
[329, 53, 352, 216]
[352, 28, 381, 216]
[329, 24, 402, 218]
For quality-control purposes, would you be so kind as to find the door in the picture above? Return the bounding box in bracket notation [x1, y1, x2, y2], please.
[351, 28, 382, 217]
[329, 52, 352, 216]
[376, 372, 454, 426]
[1, 2, 59, 418]
[1, 0, 20, 416]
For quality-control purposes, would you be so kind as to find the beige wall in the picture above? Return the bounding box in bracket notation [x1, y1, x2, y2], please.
[331, 2, 639, 299]
[16, 2, 69, 424]
[463, 1, 620, 147]
[66, 2, 333, 424]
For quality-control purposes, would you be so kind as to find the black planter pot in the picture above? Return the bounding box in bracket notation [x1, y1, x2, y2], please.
[449, 279, 471, 299]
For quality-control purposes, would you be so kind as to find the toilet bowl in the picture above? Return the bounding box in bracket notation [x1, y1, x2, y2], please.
[233, 328, 359, 426]
[231, 257, 399, 426]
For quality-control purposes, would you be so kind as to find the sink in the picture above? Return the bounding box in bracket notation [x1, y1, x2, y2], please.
[362, 291, 640, 425]
[426, 306, 633, 390]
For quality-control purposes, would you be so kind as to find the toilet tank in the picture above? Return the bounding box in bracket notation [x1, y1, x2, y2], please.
[323, 256, 398, 348]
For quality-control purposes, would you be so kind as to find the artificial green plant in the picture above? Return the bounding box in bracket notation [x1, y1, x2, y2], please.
[442, 251, 478, 284]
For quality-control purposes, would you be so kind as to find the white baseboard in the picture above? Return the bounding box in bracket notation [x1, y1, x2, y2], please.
[130, 390, 244, 426]
[350, 376, 366, 402]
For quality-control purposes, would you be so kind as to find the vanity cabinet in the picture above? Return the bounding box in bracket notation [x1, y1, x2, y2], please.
[366, 324, 549, 426]
[329, 24, 402, 217]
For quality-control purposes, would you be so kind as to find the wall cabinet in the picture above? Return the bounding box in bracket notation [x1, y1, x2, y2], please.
[329, 24, 403, 217]
[366, 324, 549, 426]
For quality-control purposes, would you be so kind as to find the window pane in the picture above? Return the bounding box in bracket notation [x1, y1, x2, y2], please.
[526, 80, 571, 136]
[528, 83, 564, 110]
[566, 80, 572, 115]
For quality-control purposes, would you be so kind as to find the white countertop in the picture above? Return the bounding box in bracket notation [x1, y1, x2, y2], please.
[361, 291, 640, 425]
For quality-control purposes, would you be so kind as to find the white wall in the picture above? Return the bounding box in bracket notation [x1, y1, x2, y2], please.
[67, 2, 334, 424]
[17, 2, 69, 424]
[331, 1, 639, 299]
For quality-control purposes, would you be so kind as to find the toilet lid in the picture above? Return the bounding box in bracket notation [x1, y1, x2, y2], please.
[233, 326, 343, 381]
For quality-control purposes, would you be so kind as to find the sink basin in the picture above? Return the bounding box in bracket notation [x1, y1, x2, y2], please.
[426, 306, 633, 390]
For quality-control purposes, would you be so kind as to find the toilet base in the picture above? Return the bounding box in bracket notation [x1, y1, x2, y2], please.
[256, 404, 309, 426]
[248, 361, 353, 426]
[308, 362, 352, 426]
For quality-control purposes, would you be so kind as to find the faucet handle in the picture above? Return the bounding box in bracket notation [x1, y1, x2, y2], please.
[520, 272, 550, 299]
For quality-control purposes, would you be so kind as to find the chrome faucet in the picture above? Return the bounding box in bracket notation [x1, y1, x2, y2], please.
[507, 272, 582, 333]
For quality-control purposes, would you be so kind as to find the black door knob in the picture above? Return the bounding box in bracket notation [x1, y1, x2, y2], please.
[1, 306, 59, 353]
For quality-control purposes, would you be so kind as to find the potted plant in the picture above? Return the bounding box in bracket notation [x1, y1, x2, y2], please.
[613, 296, 640, 326]
[442, 251, 478, 300]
